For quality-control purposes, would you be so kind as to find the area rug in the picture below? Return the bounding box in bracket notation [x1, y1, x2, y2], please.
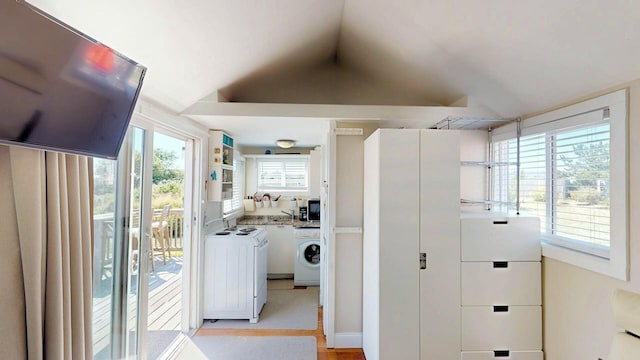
[201, 287, 319, 330]
[189, 336, 317, 360]
[267, 279, 294, 290]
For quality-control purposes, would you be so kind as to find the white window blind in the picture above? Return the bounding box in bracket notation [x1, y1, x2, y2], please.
[492, 125, 610, 255]
[257, 157, 309, 192]
[552, 125, 610, 247]
[223, 157, 244, 214]
[490, 89, 627, 280]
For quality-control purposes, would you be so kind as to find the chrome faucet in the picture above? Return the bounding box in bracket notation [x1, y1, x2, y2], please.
[281, 210, 295, 222]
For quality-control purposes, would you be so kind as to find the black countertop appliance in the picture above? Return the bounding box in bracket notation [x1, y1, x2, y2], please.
[299, 206, 308, 221]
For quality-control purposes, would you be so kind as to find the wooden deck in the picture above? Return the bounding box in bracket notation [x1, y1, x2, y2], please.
[93, 255, 183, 359]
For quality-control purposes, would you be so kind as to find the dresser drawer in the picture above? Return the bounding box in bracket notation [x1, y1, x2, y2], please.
[461, 306, 542, 351]
[461, 350, 543, 360]
[461, 217, 540, 261]
[461, 262, 541, 306]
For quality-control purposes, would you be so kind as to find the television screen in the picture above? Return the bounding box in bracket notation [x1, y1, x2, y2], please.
[0, 0, 146, 159]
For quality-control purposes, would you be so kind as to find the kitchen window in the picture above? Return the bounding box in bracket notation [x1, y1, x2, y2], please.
[490, 89, 628, 280]
[223, 157, 244, 215]
[256, 156, 309, 194]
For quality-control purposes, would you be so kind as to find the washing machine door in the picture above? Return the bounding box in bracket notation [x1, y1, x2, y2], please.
[299, 241, 321, 268]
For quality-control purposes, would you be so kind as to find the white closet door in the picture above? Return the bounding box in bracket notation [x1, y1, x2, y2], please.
[363, 129, 421, 360]
[379, 129, 421, 360]
[419, 129, 461, 359]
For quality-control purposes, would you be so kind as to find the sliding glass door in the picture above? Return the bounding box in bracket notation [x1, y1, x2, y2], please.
[91, 125, 151, 359]
[92, 119, 196, 359]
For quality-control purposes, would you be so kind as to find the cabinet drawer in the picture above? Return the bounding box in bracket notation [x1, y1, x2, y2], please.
[461, 262, 541, 306]
[461, 350, 543, 360]
[461, 306, 542, 351]
[461, 217, 540, 261]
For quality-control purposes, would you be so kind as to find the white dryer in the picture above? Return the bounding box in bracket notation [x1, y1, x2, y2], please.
[294, 227, 321, 286]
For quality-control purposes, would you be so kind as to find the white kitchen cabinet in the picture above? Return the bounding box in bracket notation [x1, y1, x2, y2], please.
[208, 130, 234, 201]
[461, 350, 543, 360]
[263, 225, 294, 276]
[460, 215, 542, 357]
[363, 129, 461, 360]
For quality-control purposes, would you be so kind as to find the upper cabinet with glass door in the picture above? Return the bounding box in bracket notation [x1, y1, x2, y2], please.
[208, 130, 234, 201]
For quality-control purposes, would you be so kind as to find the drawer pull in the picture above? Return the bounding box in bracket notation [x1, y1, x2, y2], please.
[492, 220, 509, 225]
[494, 350, 510, 357]
[493, 261, 508, 268]
[493, 305, 509, 312]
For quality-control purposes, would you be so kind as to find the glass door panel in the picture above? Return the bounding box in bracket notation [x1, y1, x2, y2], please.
[93, 127, 149, 359]
[127, 127, 147, 357]
[92, 157, 117, 359]
[146, 131, 187, 359]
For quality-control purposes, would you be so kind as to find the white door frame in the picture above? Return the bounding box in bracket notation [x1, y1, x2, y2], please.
[129, 115, 155, 360]
[128, 112, 205, 355]
[110, 126, 152, 359]
[132, 105, 207, 333]
[323, 120, 337, 347]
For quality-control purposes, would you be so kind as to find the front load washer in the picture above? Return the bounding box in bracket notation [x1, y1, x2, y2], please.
[294, 228, 320, 286]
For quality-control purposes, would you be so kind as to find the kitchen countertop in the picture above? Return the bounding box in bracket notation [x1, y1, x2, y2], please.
[237, 215, 320, 228]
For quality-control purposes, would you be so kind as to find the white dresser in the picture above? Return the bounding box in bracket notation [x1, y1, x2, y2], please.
[460, 215, 543, 360]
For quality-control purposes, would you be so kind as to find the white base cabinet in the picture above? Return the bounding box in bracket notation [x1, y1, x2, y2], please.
[263, 225, 294, 276]
[461, 262, 541, 305]
[461, 306, 542, 350]
[461, 351, 544, 360]
[363, 129, 461, 360]
[460, 215, 542, 358]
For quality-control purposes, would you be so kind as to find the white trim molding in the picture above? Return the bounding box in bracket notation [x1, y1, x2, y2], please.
[334, 332, 363, 349]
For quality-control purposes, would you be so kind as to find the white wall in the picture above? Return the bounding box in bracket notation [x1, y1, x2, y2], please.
[537, 80, 640, 359]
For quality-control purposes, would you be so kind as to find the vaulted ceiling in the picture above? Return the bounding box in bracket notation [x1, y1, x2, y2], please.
[25, 0, 640, 146]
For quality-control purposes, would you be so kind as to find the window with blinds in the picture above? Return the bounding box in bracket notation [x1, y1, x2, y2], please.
[257, 157, 309, 193]
[492, 122, 611, 257]
[223, 158, 244, 215]
[490, 89, 627, 280]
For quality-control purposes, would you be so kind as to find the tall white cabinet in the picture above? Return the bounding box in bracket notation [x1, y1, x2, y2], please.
[363, 129, 461, 360]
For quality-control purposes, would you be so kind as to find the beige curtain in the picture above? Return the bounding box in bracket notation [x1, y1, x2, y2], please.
[0, 145, 93, 359]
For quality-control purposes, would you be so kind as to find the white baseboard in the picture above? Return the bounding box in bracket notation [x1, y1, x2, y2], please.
[334, 332, 362, 348]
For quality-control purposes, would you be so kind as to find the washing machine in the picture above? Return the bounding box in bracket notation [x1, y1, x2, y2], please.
[294, 227, 321, 286]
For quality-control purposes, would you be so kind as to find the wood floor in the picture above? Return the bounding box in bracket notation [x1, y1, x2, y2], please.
[196, 306, 365, 360]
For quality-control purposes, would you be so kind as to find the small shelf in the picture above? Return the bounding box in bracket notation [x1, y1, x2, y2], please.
[430, 116, 515, 131]
[461, 161, 518, 167]
[209, 130, 234, 202]
[461, 199, 515, 206]
[434, 117, 523, 213]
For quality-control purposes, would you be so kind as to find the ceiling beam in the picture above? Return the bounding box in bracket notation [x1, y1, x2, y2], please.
[181, 100, 500, 125]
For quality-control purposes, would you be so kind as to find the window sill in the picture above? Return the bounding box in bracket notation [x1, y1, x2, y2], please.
[541, 240, 628, 281]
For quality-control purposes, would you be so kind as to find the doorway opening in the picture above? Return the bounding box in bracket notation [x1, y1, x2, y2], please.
[146, 131, 188, 359]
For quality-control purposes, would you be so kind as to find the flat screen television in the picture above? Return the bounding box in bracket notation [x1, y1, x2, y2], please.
[0, 0, 146, 159]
